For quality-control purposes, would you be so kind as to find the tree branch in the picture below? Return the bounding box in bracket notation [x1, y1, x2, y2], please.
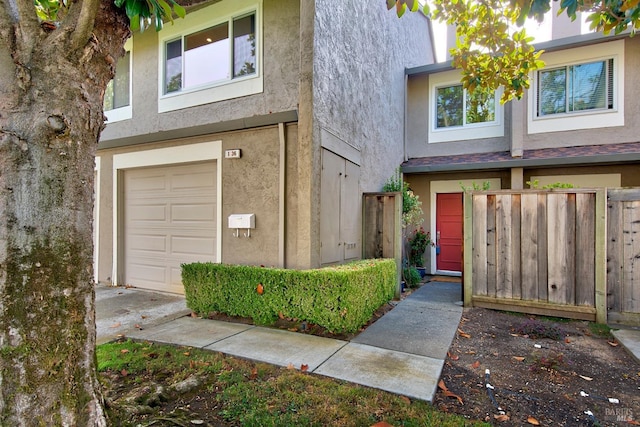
[69, 0, 101, 50]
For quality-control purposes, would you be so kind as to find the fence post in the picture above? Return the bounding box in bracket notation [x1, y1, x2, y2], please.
[594, 188, 607, 324]
[463, 191, 473, 307]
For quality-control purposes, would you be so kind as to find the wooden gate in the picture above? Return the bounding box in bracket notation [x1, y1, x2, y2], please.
[362, 192, 402, 297]
[607, 188, 640, 325]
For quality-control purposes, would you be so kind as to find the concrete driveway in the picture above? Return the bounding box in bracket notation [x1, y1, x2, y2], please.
[95, 284, 190, 344]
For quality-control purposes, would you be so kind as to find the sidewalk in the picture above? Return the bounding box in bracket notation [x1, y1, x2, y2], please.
[97, 281, 463, 402]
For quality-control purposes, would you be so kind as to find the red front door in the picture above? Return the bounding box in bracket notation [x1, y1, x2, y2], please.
[436, 193, 463, 272]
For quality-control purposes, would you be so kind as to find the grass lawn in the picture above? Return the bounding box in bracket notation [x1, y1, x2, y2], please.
[98, 340, 488, 426]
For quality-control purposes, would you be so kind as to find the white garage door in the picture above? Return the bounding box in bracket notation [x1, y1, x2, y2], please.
[124, 161, 217, 294]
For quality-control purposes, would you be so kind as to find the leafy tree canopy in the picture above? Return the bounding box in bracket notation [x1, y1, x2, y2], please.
[34, 0, 185, 33]
[387, 0, 639, 102]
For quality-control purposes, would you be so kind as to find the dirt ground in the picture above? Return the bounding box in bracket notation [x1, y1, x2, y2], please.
[434, 307, 640, 426]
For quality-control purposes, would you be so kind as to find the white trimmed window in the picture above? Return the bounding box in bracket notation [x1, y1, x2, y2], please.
[428, 70, 504, 143]
[528, 40, 624, 134]
[104, 39, 132, 123]
[158, 0, 263, 113]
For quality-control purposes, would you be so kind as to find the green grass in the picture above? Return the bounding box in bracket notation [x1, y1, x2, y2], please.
[98, 340, 488, 427]
[588, 322, 612, 337]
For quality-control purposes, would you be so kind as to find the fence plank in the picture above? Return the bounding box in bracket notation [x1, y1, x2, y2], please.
[487, 194, 497, 297]
[538, 194, 548, 302]
[547, 193, 574, 305]
[521, 193, 539, 300]
[496, 194, 513, 298]
[576, 193, 595, 306]
[473, 194, 488, 295]
[511, 194, 522, 299]
[623, 200, 640, 313]
[607, 199, 623, 313]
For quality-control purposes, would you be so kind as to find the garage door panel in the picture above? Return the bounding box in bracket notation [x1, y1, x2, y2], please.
[171, 235, 216, 257]
[128, 204, 168, 222]
[128, 174, 168, 192]
[124, 161, 217, 294]
[171, 170, 216, 190]
[128, 234, 167, 253]
[171, 203, 216, 222]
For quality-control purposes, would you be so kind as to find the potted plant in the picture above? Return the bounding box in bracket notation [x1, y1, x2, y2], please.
[409, 227, 433, 277]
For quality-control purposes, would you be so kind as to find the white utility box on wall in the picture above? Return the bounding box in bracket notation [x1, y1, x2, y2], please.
[228, 214, 255, 229]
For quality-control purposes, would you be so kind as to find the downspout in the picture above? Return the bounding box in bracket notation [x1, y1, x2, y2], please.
[278, 122, 287, 268]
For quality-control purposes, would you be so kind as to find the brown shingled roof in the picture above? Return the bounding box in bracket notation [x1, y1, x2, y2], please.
[402, 142, 640, 172]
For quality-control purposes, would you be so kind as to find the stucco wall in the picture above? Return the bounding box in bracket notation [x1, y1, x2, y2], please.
[405, 73, 511, 158]
[100, 0, 301, 145]
[312, 1, 433, 191]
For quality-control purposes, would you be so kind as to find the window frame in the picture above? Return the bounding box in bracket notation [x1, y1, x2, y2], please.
[527, 39, 624, 134]
[157, 0, 263, 113]
[428, 70, 504, 143]
[104, 39, 133, 123]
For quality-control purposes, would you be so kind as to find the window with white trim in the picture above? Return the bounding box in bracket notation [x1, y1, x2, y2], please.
[158, 0, 262, 113]
[436, 84, 496, 128]
[428, 70, 504, 143]
[536, 58, 614, 117]
[164, 12, 256, 94]
[104, 39, 132, 123]
[527, 40, 624, 134]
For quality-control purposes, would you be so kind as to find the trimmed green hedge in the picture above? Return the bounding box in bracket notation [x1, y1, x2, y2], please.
[182, 259, 396, 333]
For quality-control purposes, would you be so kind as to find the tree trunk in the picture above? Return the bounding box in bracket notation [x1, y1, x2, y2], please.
[0, 2, 129, 425]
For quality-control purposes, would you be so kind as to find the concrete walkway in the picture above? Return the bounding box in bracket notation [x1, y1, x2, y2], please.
[96, 281, 463, 402]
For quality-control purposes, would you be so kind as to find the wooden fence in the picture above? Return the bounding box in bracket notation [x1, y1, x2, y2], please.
[463, 189, 607, 322]
[362, 192, 402, 297]
[607, 188, 640, 325]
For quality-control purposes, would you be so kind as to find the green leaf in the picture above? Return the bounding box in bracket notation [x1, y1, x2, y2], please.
[172, 2, 186, 19]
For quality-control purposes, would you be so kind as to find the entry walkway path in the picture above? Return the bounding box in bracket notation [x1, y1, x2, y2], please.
[97, 281, 464, 402]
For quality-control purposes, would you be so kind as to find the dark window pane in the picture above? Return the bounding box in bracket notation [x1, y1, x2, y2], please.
[233, 13, 256, 77]
[436, 85, 463, 128]
[538, 68, 566, 116]
[165, 39, 182, 93]
[466, 88, 495, 124]
[113, 51, 130, 109]
[569, 60, 606, 112]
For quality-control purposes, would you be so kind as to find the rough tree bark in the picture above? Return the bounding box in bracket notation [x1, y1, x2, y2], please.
[0, 0, 129, 424]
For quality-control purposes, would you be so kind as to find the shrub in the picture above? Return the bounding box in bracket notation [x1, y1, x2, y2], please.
[181, 259, 396, 333]
[403, 267, 422, 288]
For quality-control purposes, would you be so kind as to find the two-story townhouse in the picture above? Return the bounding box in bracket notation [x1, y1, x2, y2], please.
[94, 0, 433, 293]
[403, 11, 640, 276]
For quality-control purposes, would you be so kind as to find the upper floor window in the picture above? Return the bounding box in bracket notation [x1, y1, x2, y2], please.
[528, 39, 624, 134]
[436, 85, 496, 128]
[104, 40, 132, 123]
[158, 0, 262, 113]
[537, 59, 613, 117]
[164, 13, 256, 94]
[428, 70, 504, 143]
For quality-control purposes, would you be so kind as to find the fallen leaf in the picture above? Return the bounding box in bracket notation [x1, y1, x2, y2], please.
[370, 422, 394, 427]
[256, 283, 264, 295]
[190, 312, 198, 318]
[626, 420, 640, 426]
[527, 416, 540, 425]
[287, 363, 295, 370]
[510, 333, 521, 337]
[579, 375, 593, 381]
[134, 324, 142, 330]
[183, 352, 190, 356]
[457, 328, 471, 339]
[472, 360, 481, 369]
[448, 352, 459, 361]
[494, 414, 510, 422]
[250, 367, 258, 380]
[288, 328, 298, 332]
[300, 364, 309, 372]
[565, 337, 571, 343]
[110, 322, 121, 328]
[120, 369, 128, 377]
[120, 349, 129, 354]
[278, 312, 285, 319]
[608, 341, 619, 347]
[141, 315, 148, 319]
[438, 380, 463, 405]
[513, 356, 525, 362]
[190, 421, 204, 425]
[400, 395, 411, 405]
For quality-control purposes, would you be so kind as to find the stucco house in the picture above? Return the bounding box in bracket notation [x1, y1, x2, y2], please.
[94, 0, 434, 293]
[403, 9, 640, 276]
